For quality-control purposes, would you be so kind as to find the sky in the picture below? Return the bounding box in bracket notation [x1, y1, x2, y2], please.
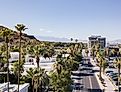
[0, 0, 121, 41]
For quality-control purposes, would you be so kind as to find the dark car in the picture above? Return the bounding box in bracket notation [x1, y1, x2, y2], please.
[106, 70, 113, 74]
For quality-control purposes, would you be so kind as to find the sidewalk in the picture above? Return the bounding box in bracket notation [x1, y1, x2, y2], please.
[90, 58, 117, 92]
[101, 73, 117, 92]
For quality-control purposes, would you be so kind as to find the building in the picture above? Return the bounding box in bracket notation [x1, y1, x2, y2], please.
[9, 52, 19, 63]
[23, 57, 55, 73]
[88, 35, 106, 49]
[107, 43, 119, 57]
[0, 82, 29, 92]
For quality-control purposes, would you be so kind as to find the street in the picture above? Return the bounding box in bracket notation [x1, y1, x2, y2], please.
[72, 58, 102, 92]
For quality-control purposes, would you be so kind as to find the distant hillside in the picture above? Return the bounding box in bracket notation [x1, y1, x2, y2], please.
[35, 36, 70, 42]
[108, 39, 121, 44]
[35, 36, 88, 43]
[0, 26, 40, 45]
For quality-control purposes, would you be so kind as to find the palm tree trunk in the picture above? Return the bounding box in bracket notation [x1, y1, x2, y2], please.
[92, 51, 94, 60]
[33, 88, 34, 92]
[118, 64, 120, 92]
[6, 37, 9, 92]
[36, 55, 40, 68]
[36, 87, 37, 92]
[32, 78, 34, 92]
[18, 31, 22, 92]
[99, 61, 102, 79]
[32, 85, 34, 92]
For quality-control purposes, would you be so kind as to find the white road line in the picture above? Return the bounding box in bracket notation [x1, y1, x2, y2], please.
[89, 76, 93, 89]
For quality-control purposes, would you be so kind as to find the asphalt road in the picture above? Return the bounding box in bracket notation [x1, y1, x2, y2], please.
[72, 59, 102, 92]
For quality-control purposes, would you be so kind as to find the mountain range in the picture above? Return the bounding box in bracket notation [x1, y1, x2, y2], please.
[35, 36, 88, 43]
[108, 39, 121, 44]
[1, 25, 121, 44]
[35, 36, 121, 44]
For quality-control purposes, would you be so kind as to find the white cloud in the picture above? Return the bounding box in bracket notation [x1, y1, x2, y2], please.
[46, 30, 52, 33]
[40, 28, 52, 33]
[40, 28, 45, 31]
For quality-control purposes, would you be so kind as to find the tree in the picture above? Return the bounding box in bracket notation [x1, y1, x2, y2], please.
[23, 68, 38, 92]
[75, 39, 78, 43]
[50, 53, 78, 92]
[32, 68, 49, 92]
[114, 57, 121, 92]
[11, 61, 24, 77]
[33, 45, 41, 68]
[51, 58, 73, 91]
[104, 48, 110, 60]
[15, 24, 28, 91]
[50, 70, 72, 92]
[0, 27, 13, 92]
[91, 45, 96, 60]
[96, 50, 106, 79]
[111, 49, 116, 57]
[70, 38, 73, 42]
[85, 48, 89, 57]
[102, 60, 108, 73]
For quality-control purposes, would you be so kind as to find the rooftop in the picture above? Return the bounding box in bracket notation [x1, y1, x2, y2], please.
[0, 82, 29, 92]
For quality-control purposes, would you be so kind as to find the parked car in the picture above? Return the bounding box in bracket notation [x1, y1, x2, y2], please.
[112, 77, 118, 81]
[106, 70, 113, 74]
[107, 72, 114, 76]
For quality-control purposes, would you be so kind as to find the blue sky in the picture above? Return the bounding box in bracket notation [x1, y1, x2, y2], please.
[0, 0, 121, 41]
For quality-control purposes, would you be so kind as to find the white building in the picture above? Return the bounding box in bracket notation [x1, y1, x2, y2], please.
[0, 82, 29, 92]
[22, 57, 56, 75]
[9, 54, 56, 75]
[9, 52, 19, 63]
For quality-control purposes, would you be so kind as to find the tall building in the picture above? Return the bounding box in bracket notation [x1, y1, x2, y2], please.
[88, 35, 106, 49]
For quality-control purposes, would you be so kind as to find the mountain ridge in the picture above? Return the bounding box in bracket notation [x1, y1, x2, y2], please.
[35, 35, 88, 43]
[0, 26, 40, 44]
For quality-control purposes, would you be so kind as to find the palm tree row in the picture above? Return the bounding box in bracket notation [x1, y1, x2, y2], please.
[90, 43, 108, 78]
[0, 27, 14, 92]
[90, 43, 121, 92]
[114, 57, 121, 92]
[0, 24, 28, 92]
[0, 25, 83, 92]
[21, 43, 82, 92]
[49, 43, 82, 92]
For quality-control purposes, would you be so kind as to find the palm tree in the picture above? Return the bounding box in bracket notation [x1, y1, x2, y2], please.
[102, 60, 108, 73]
[50, 57, 73, 92]
[50, 44, 82, 92]
[15, 24, 28, 92]
[91, 45, 96, 60]
[33, 45, 41, 68]
[23, 68, 38, 92]
[70, 38, 73, 42]
[96, 50, 105, 79]
[114, 57, 121, 92]
[33, 45, 52, 68]
[53, 59, 63, 74]
[85, 48, 89, 57]
[11, 61, 24, 79]
[0, 27, 12, 92]
[111, 49, 116, 57]
[32, 68, 48, 92]
[75, 39, 78, 43]
[50, 70, 72, 92]
[104, 48, 110, 60]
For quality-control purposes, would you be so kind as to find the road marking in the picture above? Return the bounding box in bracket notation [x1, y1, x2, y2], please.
[89, 76, 93, 89]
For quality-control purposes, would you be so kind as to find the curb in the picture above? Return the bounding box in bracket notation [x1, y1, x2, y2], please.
[105, 73, 118, 90]
[95, 72, 105, 90]
[90, 58, 118, 91]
